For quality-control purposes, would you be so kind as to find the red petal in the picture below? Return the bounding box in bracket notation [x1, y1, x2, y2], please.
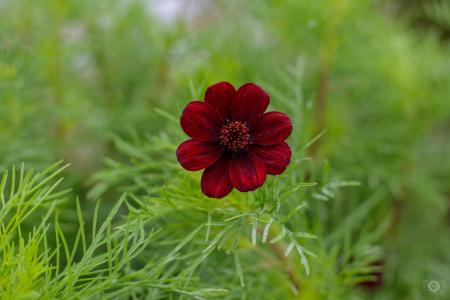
[250, 142, 292, 175]
[231, 83, 270, 127]
[176, 140, 223, 171]
[201, 157, 234, 198]
[252, 112, 292, 145]
[180, 101, 223, 141]
[229, 153, 266, 192]
[205, 81, 236, 120]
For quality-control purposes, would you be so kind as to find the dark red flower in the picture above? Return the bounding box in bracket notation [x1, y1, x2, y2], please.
[176, 82, 292, 198]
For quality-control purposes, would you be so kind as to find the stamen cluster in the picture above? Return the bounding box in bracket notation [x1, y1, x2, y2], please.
[219, 121, 250, 152]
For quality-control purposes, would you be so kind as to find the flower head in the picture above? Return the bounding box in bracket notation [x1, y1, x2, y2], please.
[176, 82, 292, 198]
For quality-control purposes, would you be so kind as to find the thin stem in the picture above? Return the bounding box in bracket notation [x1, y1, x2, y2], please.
[310, 68, 330, 158]
[257, 226, 301, 292]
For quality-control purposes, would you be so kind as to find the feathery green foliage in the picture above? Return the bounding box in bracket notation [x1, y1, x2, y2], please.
[1, 0, 449, 299]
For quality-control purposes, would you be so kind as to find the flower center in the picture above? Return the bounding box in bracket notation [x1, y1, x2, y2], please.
[219, 121, 250, 152]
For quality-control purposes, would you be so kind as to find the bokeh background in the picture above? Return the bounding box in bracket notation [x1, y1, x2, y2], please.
[1, 0, 449, 299]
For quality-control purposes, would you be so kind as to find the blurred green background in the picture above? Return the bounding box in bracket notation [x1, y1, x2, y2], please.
[1, 0, 449, 299]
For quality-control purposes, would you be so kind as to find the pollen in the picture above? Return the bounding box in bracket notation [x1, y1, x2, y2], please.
[219, 121, 250, 152]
